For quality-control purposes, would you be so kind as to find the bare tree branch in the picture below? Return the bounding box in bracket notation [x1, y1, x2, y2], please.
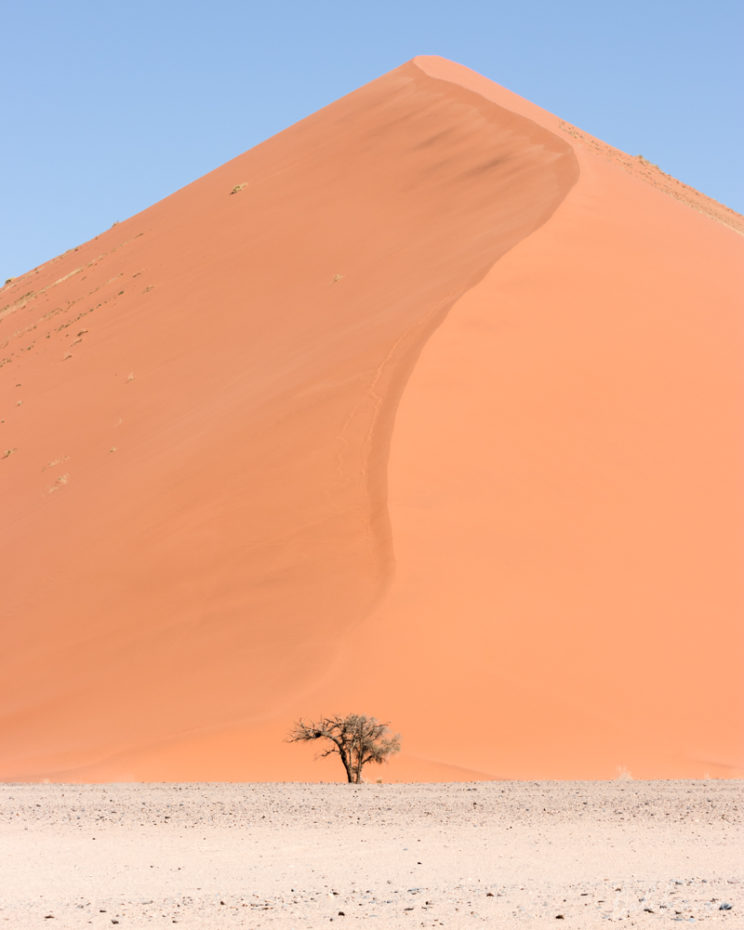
[288, 713, 401, 783]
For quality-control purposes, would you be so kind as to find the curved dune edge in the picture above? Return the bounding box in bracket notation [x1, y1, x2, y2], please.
[294, 63, 744, 780]
[0, 61, 579, 781]
[3, 58, 742, 783]
[414, 55, 744, 235]
[231, 63, 744, 783]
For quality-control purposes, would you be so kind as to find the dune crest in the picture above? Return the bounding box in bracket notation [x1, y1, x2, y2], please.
[1, 58, 742, 781]
[1, 60, 576, 780]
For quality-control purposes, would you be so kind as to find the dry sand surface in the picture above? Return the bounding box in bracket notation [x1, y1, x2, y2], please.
[1, 781, 742, 928]
[1, 56, 743, 781]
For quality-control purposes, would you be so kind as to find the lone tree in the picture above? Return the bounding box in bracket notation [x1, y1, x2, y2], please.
[288, 713, 400, 783]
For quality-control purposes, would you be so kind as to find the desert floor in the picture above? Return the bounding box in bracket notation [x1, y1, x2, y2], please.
[0, 781, 741, 928]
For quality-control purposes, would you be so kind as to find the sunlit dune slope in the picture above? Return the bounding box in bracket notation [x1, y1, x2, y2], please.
[1, 57, 741, 781]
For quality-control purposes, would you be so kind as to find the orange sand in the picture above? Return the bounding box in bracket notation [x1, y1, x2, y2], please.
[0, 57, 742, 782]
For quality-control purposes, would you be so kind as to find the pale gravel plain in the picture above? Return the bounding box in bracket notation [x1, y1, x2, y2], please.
[0, 781, 741, 928]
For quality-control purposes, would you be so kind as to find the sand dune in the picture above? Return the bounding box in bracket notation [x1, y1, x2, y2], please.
[0, 57, 742, 781]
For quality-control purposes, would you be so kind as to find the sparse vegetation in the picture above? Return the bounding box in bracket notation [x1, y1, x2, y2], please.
[288, 713, 400, 783]
[230, 183, 247, 195]
[48, 472, 70, 494]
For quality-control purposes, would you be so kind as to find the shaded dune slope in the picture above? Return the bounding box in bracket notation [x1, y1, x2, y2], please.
[332, 57, 744, 780]
[1, 61, 579, 779]
[2, 58, 742, 781]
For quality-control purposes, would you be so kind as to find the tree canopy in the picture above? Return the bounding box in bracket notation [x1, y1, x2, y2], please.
[288, 713, 400, 783]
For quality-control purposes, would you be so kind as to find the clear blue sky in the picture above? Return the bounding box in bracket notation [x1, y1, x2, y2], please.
[2, 0, 742, 283]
